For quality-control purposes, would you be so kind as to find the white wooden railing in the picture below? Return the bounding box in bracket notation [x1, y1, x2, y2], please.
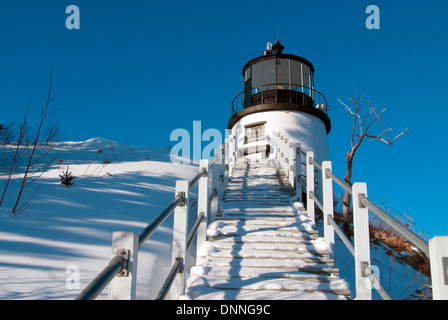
[275, 130, 448, 300]
[75, 134, 237, 300]
[75, 129, 447, 300]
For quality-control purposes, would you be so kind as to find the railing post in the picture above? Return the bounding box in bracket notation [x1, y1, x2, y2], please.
[109, 231, 139, 300]
[295, 143, 302, 202]
[224, 138, 230, 186]
[352, 182, 372, 300]
[213, 146, 226, 201]
[322, 161, 335, 257]
[306, 151, 315, 222]
[197, 159, 209, 258]
[228, 131, 235, 174]
[288, 139, 295, 187]
[283, 136, 289, 179]
[277, 132, 283, 173]
[170, 180, 189, 299]
[429, 236, 448, 300]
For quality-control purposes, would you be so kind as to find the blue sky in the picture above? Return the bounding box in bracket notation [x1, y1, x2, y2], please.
[1, 1, 447, 237]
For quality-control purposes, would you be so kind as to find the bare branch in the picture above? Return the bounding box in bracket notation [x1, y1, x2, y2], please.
[338, 91, 407, 236]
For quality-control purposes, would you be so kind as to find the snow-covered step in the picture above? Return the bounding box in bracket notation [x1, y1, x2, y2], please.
[183, 159, 350, 300]
[202, 239, 331, 256]
[206, 221, 318, 239]
[198, 248, 333, 264]
[185, 275, 351, 297]
[184, 286, 348, 300]
[190, 266, 341, 281]
[207, 235, 321, 246]
[196, 256, 334, 270]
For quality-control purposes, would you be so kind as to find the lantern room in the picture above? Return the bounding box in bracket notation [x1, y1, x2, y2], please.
[228, 41, 331, 163]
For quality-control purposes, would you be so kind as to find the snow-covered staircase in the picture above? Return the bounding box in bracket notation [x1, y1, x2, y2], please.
[183, 159, 351, 300]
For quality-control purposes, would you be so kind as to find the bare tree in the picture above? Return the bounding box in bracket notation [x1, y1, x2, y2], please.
[1, 66, 61, 215]
[0, 115, 26, 207]
[338, 92, 407, 236]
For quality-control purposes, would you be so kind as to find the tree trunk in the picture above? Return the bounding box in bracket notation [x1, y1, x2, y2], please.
[343, 151, 354, 236]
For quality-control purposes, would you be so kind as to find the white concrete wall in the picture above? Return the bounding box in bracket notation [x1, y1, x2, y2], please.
[231, 110, 330, 200]
[232, 110, 330, 163]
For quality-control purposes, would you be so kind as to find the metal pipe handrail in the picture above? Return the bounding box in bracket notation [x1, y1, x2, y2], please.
[328, 216, 392, 300]
[309, 154, 429, 257]
[208, 154, 218, 169]
[281, 134, 447, 300]
[75, 254, 127, 300]
[325, 169, 352, 195]
[186, 212, 205, 250]
[76, 194, 185, 300]
[328, 216, 354, 256]
[309, 157, 322, 171]
[364, 266, 393, 300]
[189, 168, 207, 190]
[75, 142, 232, 301]
[208, 188, 217, 206]
[309, 191, 323, 212]
[360, 196, 430, 257]
[155, 258, 183, 300]
[138, 194, 184, 249]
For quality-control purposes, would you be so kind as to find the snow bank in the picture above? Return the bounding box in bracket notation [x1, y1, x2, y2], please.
[0, 139, 197, 299]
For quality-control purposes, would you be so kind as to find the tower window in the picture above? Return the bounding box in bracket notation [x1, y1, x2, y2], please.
[244, 122, 265, 144]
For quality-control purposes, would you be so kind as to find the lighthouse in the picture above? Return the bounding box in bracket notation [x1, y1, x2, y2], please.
[228, 41, 331, 166]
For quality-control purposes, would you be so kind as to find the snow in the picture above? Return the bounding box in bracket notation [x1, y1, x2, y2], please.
[0, 139, 198, 299]
[0, 139, 429, 300]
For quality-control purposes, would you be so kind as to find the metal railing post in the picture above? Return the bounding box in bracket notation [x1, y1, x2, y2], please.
[170, 180, 189, 299]
[109, 231, 139, 300]
[429, 236, 448, 300]
[306, 151, 315, 221]
[352, 182, 372, 300]
[197, 159, 209, 258]
[322, 161, 335, 257]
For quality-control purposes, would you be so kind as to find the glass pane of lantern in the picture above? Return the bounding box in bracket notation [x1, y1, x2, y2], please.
[244, 66, 251, 81]
[252, 62, 262, 90]
[277, 59, 290, 89]
[302, 64, 311, 96]
[291, 60, 301, 88]
[262, 59, 276, 90]
[302, 64, 310, 86]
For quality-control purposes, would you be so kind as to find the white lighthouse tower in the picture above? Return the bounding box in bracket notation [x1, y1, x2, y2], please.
[228, 40, 331, 166]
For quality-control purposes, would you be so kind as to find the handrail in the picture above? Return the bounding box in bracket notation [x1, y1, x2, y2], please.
[75, 140, 234, 300]
[155, 258, 183, 300]
[189, 168, 207, 190]
[75, 254, 127, 300]
[307, 151, 430, 258]
[309, 191, 323, 212]
[274, 130, 448, 300]
[325, 169, 352, 195]
[187, 212, 205, 250]
[328, 216, 392, 300]
[359, 196, 430, 257]
[138, 194, 184, 249]
[309, 157, 322, 171]
[328, 216, 354, 256]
